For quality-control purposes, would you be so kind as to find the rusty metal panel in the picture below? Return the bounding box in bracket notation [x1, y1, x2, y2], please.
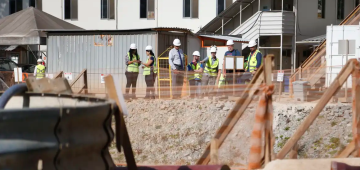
[0, 96, 116, 170]
[47, 33, 156, 95]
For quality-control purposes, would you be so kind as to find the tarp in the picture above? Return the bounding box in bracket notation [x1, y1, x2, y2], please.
[0, 7, 83, 45]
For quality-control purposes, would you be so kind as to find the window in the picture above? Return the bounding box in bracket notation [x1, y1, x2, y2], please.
[64, 0, 78, 20]
[9, 0, 22, 14]
[101, 0, 115, 19]
[317, 0, 325, 18]
[217, 0, 232, 15]
[29, 0, 42, 10]
[337, 0, 344, 19]
[140, 0, 155, 19]
[183, 0, 198, 18]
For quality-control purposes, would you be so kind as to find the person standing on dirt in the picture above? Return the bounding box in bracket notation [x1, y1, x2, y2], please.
[142, 45, 157, 99]
[125, 43, 141, 99]
[34, 59, 45, 79]
[168, 38, 185, 99]
[200, 46, 220, 97]
[187, 51, 204, 98]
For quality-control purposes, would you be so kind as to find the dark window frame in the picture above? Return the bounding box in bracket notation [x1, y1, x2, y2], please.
[29, 0, 42, 10]
[140, 0, 155, 20]
[9, 0, 22, 14]
[337, 0, 344, 20]
[317, 0, 325, 19]
[183, 0, 199, 19]
[101, 0, 115, 20]
[64, 0, 78, 20]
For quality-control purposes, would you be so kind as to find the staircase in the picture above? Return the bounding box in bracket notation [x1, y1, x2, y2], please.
[290, 5, 360, 98]
[229, 11, 295, 49]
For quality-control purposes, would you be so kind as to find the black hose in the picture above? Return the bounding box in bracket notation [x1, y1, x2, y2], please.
[0, 83, 28, 109]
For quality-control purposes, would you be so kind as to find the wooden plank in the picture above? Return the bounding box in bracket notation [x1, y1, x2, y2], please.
[289, 144, 298, 159]
[336, 140, 355, 158]
[196, 64, 265, 165]
[352, 61, 360, 157]
[25, 77, 72, 94]
[70, 69, 86, 87]
[276, 59, 356, 159]
[263, 55, 274, 165]
[54, 71, 63, 79]
[210, 139, 219, 165]
[307, 62, 326, 86]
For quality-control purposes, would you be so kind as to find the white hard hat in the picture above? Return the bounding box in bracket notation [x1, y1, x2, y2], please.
[192, 51, 200, 56]
[37, 59, 43, 63]
[248, 40, 257, 48]
[130, 43, 137, 49]
[210, 46, 217, 53]
[226, 39, 234, 45]
[173, 39, 181, 46]
[145, 45, 153, 51]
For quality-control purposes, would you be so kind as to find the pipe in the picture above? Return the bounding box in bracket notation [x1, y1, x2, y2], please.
[116, 0, 118, 29]
[0, 84, 28, 109]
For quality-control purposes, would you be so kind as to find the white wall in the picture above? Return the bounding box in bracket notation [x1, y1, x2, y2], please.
[43, 0, 116, 30]
[297, 0, 356, 41]
[0, 0, 239, 32]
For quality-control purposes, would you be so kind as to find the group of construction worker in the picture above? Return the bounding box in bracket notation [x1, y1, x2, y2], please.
[168, 38, 262, 99]
[124, 38, 262, 99]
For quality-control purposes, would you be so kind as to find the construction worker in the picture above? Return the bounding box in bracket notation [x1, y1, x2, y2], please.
[243, 39, 262, 83]
[200, 46, 220, 97]
[142, 45, 157, 99]
[34, 59, 45, 79]
[125, 43, 141, 99]
[168, 38, 185, 99]
[219, 39, 242, 93]
[187, 51, 204, 98]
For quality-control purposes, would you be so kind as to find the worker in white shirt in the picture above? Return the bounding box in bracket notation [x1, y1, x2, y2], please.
[34, 59, 45, 79]
[168, 38, 185, 99]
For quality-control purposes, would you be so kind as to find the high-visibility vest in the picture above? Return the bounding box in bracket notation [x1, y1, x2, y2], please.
[218, 74, 226, 87]
[36, 64, 45, 79]
[143, 56, 157, 75]
[127, 52, 140, 72]
[187, 62, 202, 80]
[245, 50, 262, 72]
[204, 56, 219, 76]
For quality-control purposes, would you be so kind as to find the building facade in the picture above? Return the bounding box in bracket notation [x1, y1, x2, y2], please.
[0, 0, 239, 32]
[198, 0, 359, 71]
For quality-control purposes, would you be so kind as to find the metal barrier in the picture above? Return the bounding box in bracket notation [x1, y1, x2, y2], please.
[0, 93, 118, 170]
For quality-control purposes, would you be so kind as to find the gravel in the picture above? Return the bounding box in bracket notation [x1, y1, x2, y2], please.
[110, 99, 353, 166]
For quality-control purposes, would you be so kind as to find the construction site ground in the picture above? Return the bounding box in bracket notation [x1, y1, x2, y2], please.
[4, 95, 354, 167]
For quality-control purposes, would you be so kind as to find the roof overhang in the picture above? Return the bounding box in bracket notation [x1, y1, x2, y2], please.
[0, 37, 40, 45]
[198, 34, 249, 43]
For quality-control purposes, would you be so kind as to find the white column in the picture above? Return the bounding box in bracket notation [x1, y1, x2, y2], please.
[240, 2, 242, 26]
[258, 0, 260, 11]
[280, 34, 283, 70]
[222, 17, 224, 35]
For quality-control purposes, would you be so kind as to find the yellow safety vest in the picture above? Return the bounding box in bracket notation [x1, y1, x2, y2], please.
[204, 56, 219, 76]
[187, 62, 202, 80]
[36, 64, 45, 79]
[218, 74, 226, 87]
[245, 50, 262, 72]
[143, 56, 157, 75]
[127, 52, 140, 72]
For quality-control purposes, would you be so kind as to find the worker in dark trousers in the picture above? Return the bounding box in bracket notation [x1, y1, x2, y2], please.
[168, 38, 185, 99]
[125, 43, 141, 99]
[142, 45, 157, 99]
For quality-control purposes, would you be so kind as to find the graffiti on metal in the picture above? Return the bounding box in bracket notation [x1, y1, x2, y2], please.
[94, 35, 113, 46]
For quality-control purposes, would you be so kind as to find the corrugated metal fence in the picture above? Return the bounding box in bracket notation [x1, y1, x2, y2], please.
[47, 33, 157, 95]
